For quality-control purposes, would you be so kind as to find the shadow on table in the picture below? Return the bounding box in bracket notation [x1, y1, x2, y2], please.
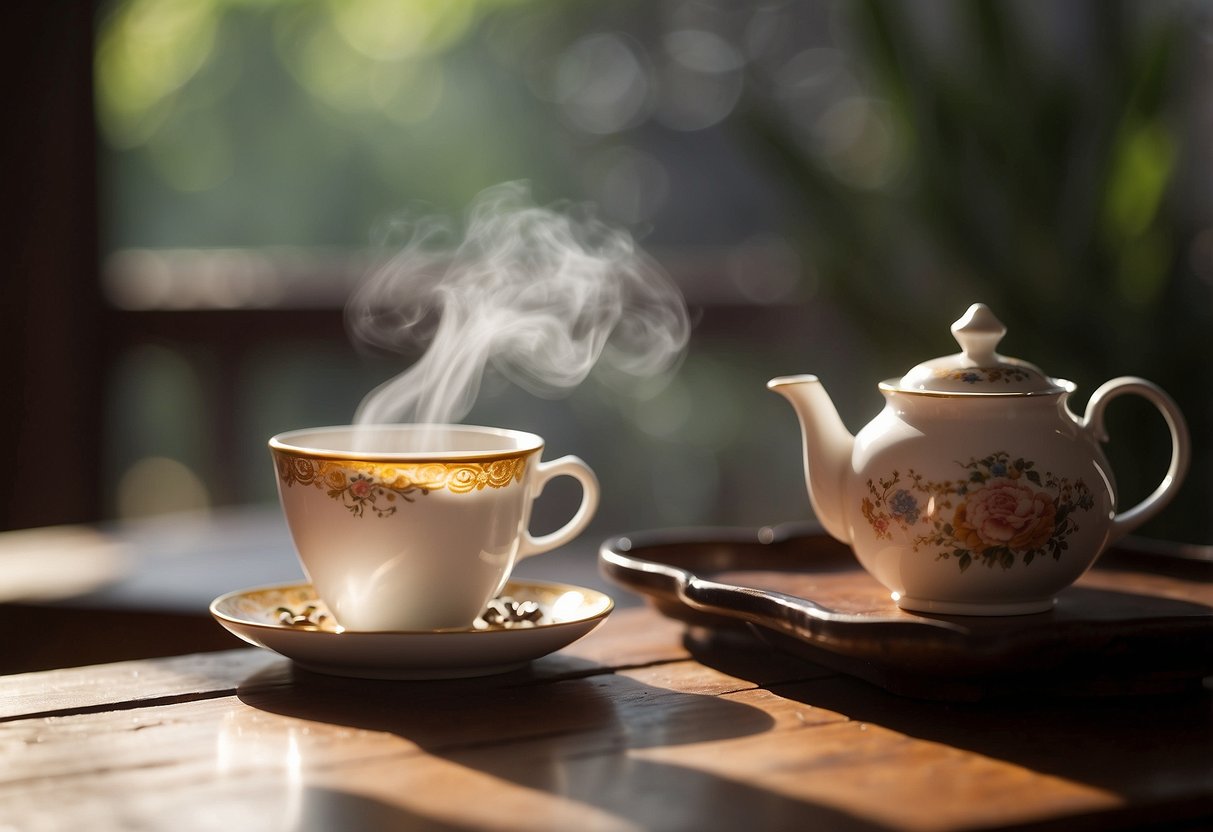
[236, 657, 896, 832]
[294, 787, 476, 832]
[681, 624, 1213, 829]
[0, 603, 245, 674]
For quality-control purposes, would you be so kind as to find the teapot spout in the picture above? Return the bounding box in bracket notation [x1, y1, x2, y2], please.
[768, 375, 855, 544]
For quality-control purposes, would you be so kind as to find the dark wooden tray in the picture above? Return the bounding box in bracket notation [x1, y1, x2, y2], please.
[599, 523, 1213, 700]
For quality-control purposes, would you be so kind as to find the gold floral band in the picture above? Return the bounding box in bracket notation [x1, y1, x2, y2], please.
[274, 452, 528, 518]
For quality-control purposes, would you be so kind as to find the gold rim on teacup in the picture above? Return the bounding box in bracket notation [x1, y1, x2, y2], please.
[269, 424, 542, 463]
[270, 425, 542, 516]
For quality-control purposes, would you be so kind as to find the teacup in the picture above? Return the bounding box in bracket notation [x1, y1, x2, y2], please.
[269, 424, 599, 631]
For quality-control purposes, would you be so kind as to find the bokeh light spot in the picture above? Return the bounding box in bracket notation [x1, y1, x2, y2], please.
[556, 33, 652, 134]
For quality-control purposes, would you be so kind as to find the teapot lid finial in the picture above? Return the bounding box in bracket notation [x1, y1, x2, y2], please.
[888, 302, 1069, 396]
[951, 303, 1005, 366]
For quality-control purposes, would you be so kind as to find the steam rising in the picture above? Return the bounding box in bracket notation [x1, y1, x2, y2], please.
[347, 182, 690, 427]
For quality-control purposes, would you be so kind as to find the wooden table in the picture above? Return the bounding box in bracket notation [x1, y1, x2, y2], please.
[3, 601, 1210, 831]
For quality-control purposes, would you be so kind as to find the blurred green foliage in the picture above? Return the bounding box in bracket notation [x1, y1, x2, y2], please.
[97, 0, 1210, 540]
[734, 0, 1210, 540]
[96, 0, 576, 247]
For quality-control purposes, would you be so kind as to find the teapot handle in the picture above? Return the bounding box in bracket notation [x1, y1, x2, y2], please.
[1081, 377, 1191, 542]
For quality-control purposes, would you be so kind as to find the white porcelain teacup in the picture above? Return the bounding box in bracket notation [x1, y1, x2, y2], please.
[269, 425, 600, 631]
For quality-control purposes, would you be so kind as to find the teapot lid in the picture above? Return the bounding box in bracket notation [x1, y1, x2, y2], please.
[888, 303, 1069, 395]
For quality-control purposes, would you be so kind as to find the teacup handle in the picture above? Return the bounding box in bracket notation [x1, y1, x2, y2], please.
[518, 455, 600, 559]
[1081, 376, 1191, 542]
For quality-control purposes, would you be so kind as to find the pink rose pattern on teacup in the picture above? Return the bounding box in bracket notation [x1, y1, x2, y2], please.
[861, 452, 1094, 572]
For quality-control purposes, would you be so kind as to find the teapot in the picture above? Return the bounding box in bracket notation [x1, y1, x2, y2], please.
[769, 303, 1190, 615]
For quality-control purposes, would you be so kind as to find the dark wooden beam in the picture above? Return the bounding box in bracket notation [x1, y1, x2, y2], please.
[0, 2, 105, 529]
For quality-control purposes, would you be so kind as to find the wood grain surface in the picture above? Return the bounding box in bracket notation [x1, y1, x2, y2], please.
[1, 605, 1210, 832]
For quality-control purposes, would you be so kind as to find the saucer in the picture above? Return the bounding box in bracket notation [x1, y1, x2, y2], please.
[210, 579, 613, 680]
